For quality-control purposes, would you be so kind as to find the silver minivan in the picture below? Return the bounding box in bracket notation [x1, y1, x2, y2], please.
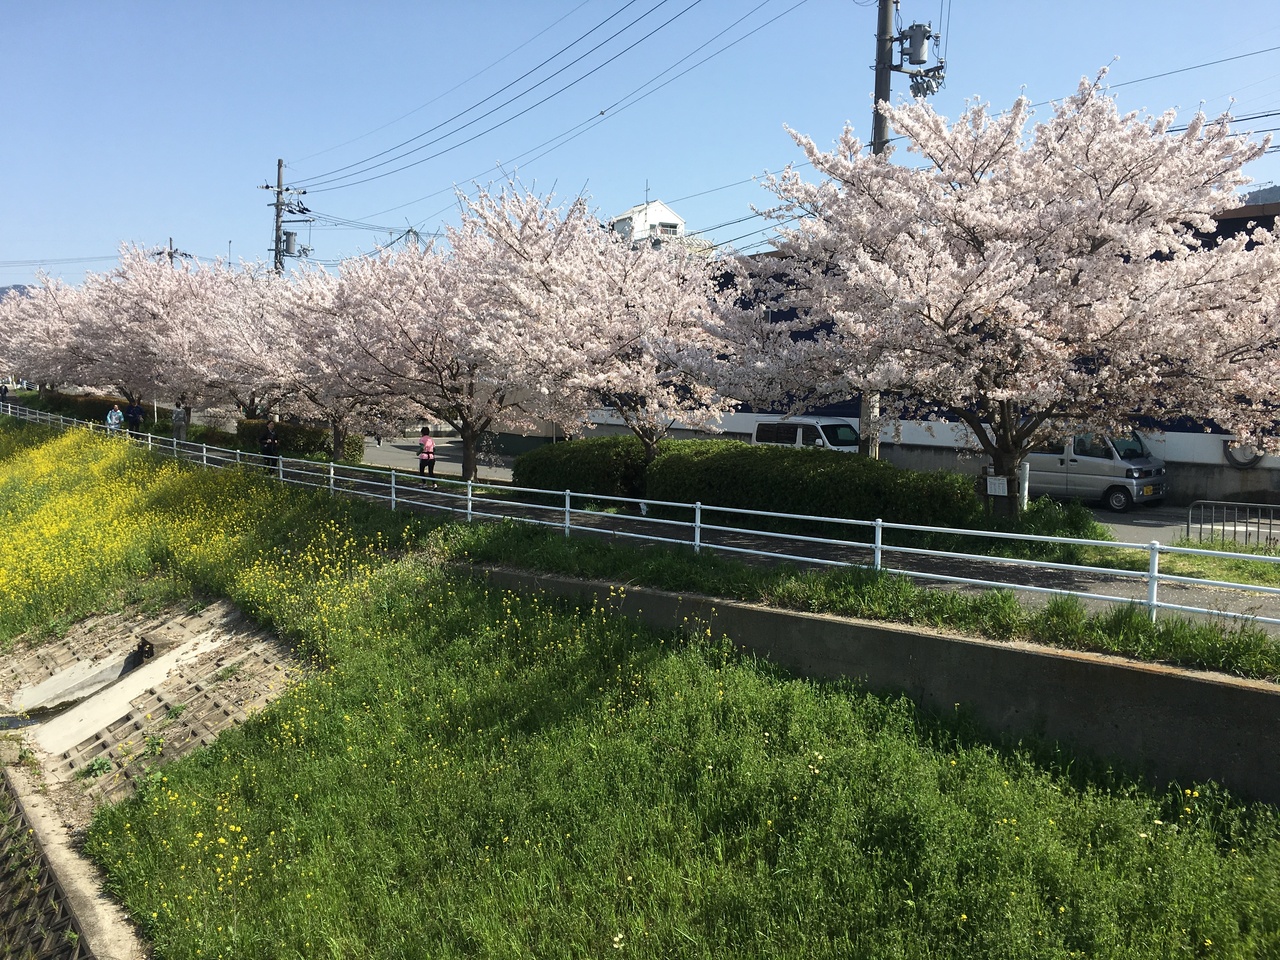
[1024, 431, 1167, 512]
[751, 417, 860, 453]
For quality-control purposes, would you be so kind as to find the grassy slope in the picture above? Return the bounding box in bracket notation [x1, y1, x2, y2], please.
[2, 424, 1279, 959]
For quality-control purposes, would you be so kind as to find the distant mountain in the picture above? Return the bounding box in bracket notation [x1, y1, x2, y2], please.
[0, 284, 30, 300]
[1244, 185, 1280, 205]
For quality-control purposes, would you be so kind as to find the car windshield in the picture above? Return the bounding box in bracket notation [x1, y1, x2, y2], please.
[1110, 431, 1151, 462]
[820, 423, 859, 447]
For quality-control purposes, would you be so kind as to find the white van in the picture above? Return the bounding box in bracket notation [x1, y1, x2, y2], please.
[751, 417, 860, 453]
[1024, 431, 1167, 512]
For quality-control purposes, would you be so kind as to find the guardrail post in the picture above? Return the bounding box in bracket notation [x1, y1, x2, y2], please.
[328, 462, 335, 494]
[874, 519, 884, 570]
[390, 470, 397, 510]
[277, 457, 284, 482]
[564, 490, 572, 537]
[1147, 540, 1160, 622]
[466, 481, 474, 522]
[694, 502, 702, 554]
[204, 445, 210, 467]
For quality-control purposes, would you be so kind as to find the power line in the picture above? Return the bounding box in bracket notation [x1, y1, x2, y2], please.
[0, 255, 119, 268]
[297, 0, 707, 192]
[356, 0, 807, 228]
[293, 0, 660, 186]
[499, 0, 809, 172]
[1108, 45, 1280, 93]
[291, 0, 596, 166]
[288, 15, 1280, 258]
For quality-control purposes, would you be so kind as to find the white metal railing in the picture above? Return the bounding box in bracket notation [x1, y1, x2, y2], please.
[1187, 499, 1280, 551]
[7, 401, 1280, 630]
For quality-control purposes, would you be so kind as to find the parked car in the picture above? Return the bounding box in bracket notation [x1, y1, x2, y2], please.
[751, 417, 860, 453]
[1025, 431, 1167, 512]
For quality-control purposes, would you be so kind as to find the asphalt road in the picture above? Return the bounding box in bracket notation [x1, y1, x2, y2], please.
[1091, 503, 1190, 545]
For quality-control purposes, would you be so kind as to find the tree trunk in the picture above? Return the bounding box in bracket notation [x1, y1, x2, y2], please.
[636, 426, 662, 464]
[459, 425, 480, 481]
[988, 449, 1022, 518]
[330, 421, 347, 462]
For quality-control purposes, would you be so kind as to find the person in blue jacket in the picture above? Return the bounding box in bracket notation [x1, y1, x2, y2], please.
[124, 399, 145, 437]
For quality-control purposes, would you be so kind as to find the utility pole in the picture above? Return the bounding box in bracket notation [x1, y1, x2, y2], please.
[862, 0, 896, 458]
[872, 0, 895, 160]
[259, 159, 309, 274]
[270, 159, 285, 273]
[861, 0, 945, 458]
[149, 237, 189, 268]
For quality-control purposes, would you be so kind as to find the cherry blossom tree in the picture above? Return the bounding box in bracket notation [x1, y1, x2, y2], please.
[749, 72, 1280, 506]
[460, 183, 738, 462]
[278, 265, 384, 458]
[198, 262, 296, 420]
[557, 232, 737, 461]
[0, 275, 88, 391]
[330, 223, 557, 483]
[74, 246, 215, 409]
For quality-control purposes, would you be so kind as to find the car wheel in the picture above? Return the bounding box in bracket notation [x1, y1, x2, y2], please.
[1105, 487, 1133, 513]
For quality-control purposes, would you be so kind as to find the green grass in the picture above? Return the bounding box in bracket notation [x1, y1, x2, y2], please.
[419, 520, 1280, 682]
[85, 569, 1280, 959]
[1, 420, 1279, 957]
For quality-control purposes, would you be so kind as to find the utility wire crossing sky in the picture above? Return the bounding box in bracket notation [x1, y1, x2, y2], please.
[3, 0, 1278, 287]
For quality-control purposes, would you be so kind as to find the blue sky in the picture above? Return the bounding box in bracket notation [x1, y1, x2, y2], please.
[3, 0, 1278, 287]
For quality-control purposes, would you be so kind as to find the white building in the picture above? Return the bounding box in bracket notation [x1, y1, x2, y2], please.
[608, 200, 714, 254]
[608, 199, 685, 244]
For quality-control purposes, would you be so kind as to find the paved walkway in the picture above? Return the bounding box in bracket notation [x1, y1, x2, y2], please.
[360, 434, 514, 483]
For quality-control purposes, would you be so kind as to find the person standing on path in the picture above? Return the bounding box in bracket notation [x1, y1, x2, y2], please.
[260, 420, 281, 473]
[124, 399, 144, 438]
[418, 427, 437, 487]
[106, 403, 124, 434]
[172, 399, 190, 443]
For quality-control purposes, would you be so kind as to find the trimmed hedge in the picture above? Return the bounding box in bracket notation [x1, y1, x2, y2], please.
[512, 435, 649, 500]
[646, 439, 984, 531]
[512, 435, 984, 531]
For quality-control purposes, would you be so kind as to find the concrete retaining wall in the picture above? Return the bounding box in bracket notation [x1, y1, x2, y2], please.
[481, 568, 1280, 807]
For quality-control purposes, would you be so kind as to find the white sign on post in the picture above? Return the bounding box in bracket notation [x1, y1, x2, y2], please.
[986, 475, 1008, 497]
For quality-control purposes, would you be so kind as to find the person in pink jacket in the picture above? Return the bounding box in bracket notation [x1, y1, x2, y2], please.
[418, 427, 437, 488]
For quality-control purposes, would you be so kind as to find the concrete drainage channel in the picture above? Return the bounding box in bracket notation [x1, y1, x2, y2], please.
[0, 601, 302, 960]
[0, 773, 94, 959]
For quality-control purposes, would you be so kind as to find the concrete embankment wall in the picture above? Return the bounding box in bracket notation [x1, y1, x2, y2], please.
[481, 569, 1280, 807]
